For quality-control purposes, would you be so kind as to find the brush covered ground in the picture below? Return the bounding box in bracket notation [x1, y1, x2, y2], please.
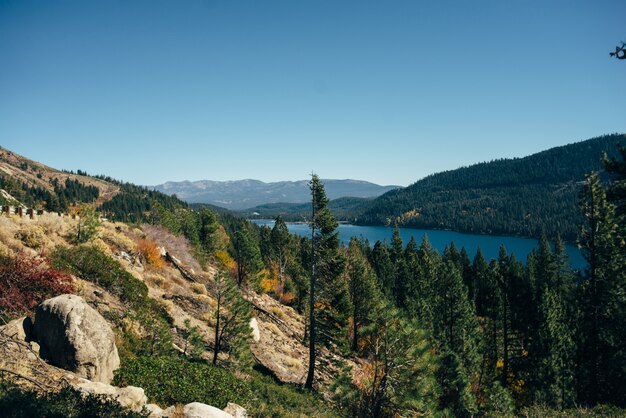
[0, 211, 342, 417]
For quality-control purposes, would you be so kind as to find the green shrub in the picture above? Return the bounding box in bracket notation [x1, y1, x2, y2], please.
[51, 246, 147, 306]
[114, 356, 251, 409]
[519, 404, 626, 417]
[248, 371, 338, 417]
[0, 383, 148, 418]
[50, 246, 172, 358]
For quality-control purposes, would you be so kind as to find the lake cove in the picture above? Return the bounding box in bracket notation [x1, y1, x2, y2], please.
[251, 220, 586, 270]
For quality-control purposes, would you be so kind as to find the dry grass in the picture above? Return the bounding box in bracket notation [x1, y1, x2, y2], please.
[144, 272, 173, 291]
[15, 224, 47, 250]
[263, 322, 281, 336]
[141, 224, 202, 273]
[269, 306, 286, 319]
[88, 237, 114, 256]
[0, 217, 23, 252]
[37, 215, 73, 243]
[282, 355, 302, 370]
[190, 282, 207, 295]
[99, 225, 137, 253]
[160, 299, 177, 318]
[0, 241, 12, 257]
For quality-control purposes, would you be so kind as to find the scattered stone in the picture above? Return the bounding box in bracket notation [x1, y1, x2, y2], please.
[161, 405, 178, 417]
[33, 294, 120, 383]
[0, 316, 33, 342]
[145, 403, 164, 417]
[249, 318, 260, 342]
[116, 385, 149, 412]
[72, 379, 148, 412]
[183, 402, 233, 418]
[27, 341, 40, 361]
[224, 403, 247, 418]
[119, 251, 133, 263]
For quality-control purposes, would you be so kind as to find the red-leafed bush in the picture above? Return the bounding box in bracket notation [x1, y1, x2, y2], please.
[0, 255, 75, 319]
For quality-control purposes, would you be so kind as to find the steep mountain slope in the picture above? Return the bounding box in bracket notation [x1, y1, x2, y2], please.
[0, 148, 344, 416]
[152, 178, 400, 209]
[356, 134, 625, 241]
[0, 146, 119, 209]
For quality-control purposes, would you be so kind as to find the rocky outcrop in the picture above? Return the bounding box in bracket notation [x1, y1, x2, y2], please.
[33, 294, 120, 384]
[73, 378, 147, 412]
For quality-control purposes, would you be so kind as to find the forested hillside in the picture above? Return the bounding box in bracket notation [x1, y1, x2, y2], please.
[1, 145, 625, 417]
[244, 196, 369, 222]
[357, 134, 625, 241]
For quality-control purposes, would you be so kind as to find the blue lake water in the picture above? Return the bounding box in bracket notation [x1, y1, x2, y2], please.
[251, 220, 586, 271]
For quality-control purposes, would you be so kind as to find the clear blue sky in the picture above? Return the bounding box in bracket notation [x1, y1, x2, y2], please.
[1, 0, 625, 186]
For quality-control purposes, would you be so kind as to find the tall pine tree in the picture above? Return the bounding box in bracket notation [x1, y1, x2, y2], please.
[305, 174, 347, 389]
[577, 172, 625, 406]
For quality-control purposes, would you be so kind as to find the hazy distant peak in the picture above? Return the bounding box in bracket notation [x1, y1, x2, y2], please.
[152, 178, 401, 210]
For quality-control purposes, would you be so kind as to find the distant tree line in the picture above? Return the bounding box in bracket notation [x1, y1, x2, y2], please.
[0, 174, 99, 212]
[356, 134, 624, 241]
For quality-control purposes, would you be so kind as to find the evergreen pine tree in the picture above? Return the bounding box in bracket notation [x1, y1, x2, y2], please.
[233, 226, 262, 287]
[472, 247, 490, 316]
[305, 174, 347, 389]
[346, 238, 381, 352]
[270, 216, 291, 292]
[210, 270, 252, 366]
[577, 172, 626, 406]
[390, 225, 409, 308]
[533, 286, 575, 409]
[333, 302, 439, 417]
[199, 208, 219, 255]
[437, 349, 477, 417]
[415, 235, 439, 334]
[370, 241, 395, 299]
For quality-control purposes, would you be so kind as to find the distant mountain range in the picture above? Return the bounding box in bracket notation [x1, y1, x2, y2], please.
[2, 133, 623, 242]
[244, 134, 625, 241]
[151, 179, 400, 210]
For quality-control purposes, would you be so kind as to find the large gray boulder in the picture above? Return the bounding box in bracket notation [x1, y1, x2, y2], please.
[33, 294, 120, 383]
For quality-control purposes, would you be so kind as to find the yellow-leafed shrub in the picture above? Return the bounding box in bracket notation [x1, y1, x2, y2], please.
[215, 250, 236, 274]
[258, 268, 277, 294]
[136, 238, 165, 270]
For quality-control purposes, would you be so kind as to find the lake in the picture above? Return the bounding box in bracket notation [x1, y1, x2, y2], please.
[251, 220, 587, 270]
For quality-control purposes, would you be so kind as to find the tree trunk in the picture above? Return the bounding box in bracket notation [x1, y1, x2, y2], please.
[352, 310, 358, 352]
[305, 196, 316, 390]
[502, 294, 509, 386]
[213, 292, 221, 366]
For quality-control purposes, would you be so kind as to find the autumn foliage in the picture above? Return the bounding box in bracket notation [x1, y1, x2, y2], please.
[0, 255, 75, 318]
[136, 238, 165, 270]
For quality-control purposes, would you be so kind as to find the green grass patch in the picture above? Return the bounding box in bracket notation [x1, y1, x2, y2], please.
[518, 404, 626, 418]
[247, 370, 338, 418]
